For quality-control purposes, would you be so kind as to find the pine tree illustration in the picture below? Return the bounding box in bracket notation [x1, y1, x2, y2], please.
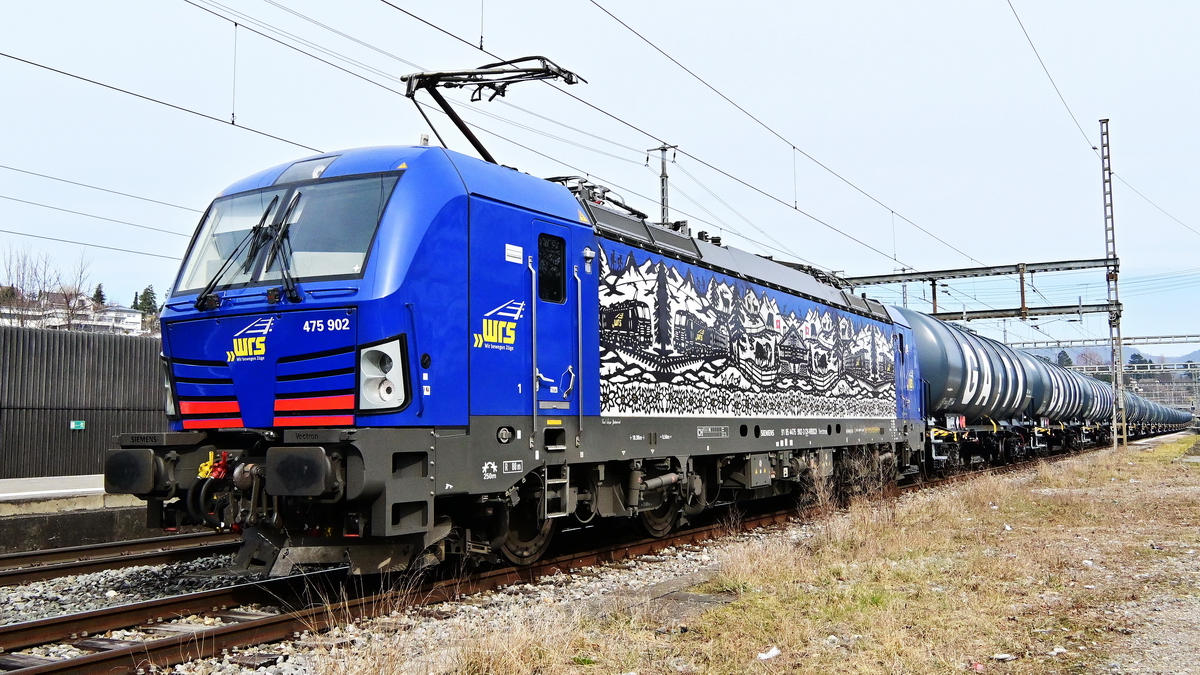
[653, 260, 672, 353]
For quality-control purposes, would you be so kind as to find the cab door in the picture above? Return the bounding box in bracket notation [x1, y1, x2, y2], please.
[531, 221, 579, 434]
[895, 330, 913, 421]
[894, 327, 922, 423]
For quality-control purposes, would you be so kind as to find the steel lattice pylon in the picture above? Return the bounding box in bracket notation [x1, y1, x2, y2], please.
[1100, 119, 1127, 448]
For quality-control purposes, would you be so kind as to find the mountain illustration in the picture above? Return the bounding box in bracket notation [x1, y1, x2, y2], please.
[597, 242, 896, 419]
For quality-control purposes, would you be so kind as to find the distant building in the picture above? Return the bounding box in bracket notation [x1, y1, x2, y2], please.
[0, 290, 147, 335]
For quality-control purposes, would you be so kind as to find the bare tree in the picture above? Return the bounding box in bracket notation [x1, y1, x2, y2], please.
[1, 246, 60, 326]
[1076, 349, 1107, 367]
[55, 253, 91, 330]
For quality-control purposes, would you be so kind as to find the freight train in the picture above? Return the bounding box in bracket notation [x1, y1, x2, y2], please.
[103, 144, 1193, 576]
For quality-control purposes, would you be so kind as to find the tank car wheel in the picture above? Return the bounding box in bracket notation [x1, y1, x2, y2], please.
[639, 496, 679, 538]
[500, 477, 557, 566]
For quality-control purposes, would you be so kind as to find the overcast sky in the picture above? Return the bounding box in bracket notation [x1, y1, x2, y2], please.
[1, 1, 1197, 355]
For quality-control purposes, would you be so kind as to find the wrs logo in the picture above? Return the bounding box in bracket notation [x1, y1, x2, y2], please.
[227, 317, 274, 362]
[473, 300, 525, 350]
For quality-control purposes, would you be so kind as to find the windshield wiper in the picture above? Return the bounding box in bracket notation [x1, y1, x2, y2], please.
[264, 192, 302, 303]
[193, 195, 279, 311]
[244, 192, 297, 275]
[275, 229, 301, 303]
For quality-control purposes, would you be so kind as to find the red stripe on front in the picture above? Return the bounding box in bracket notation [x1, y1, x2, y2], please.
[273, 415, 355, 427]
[274, 395, 355, 412]
[183, 418, 244, 429]
[180, 400, 240, 415]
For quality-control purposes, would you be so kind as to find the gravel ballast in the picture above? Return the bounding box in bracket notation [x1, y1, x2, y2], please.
[0, 554, 242, 625]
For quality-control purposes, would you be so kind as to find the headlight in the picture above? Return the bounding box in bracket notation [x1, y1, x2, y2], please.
[369, 377, 398, 403]
[359, 337, 408, 411]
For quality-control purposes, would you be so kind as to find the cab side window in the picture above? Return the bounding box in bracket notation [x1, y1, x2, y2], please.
[538, 233, 566, 303]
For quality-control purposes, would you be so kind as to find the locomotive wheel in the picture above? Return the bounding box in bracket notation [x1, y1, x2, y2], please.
[500, 478, 556, 565]
[639, 495, 679, 538]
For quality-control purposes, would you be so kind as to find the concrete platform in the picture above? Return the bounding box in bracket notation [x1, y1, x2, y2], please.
[0, 475, 141, 515]
[0, 475, 166, 554]
[0, 474, 108, 500]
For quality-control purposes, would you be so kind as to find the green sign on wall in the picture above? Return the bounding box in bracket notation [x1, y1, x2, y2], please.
[69, 420, 86, 430]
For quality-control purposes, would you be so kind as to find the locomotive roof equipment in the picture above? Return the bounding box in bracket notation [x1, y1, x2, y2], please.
[401, 56, 584, 165]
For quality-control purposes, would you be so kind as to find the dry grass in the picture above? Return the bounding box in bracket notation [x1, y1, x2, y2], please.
[307, 434, 1200, 674]
[677, 434, 1200, 673]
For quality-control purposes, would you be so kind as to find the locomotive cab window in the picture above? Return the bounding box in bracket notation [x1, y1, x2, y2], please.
[175, 173, 400, 295]
[537, 233, 566, 303]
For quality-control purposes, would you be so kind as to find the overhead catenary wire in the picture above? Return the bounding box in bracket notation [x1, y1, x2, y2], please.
[223, 0, 651, 159]
[203, 0, 955, 276]
[1004, 0, 1200, 242]
[418, 100, 815, 266]
[870, 262, 1196, 347]
[257, 0, 423, 70]
[0, 163, 202, 212]
[871, 268, 1200, 301]
[218, 0, 1075, 288]
[0, 194, 190, 237]
[185, 0, 410, 96]
[585, 0, 988, 268]
[4, 3, 1185, 353]
[184, 0, 828, 269]
[7, 0, 1171, 336]
[1003, 0, 1096, 151]
[414, 98, 822, 266]
[190, 0, 424, 89]
[581, 1, 1082, 316]
[194, 0, 645, 164]
[372, 0, 912, 270]
[4, 0, 786, 269]
[1111, 175, 1200, 239]
[0, 228, 181, 260]
[0, 51, 321, 153]
[648, 166, 812, 264]
[207, 0, 851, 271]
[186, 1, 644, 168]
[668, 161, 818, 267]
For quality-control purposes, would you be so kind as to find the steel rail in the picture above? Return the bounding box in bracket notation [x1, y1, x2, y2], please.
[0, 508, 799, 674]
[0, 570, 343, 655]
[0, 533, 241, 586]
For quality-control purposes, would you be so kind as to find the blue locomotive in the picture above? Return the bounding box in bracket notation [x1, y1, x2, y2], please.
[103, 144, 1192, 575]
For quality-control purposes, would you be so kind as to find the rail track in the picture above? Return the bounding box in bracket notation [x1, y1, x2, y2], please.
[0, 532, 241, 587]
[0, 440, 1146, 674]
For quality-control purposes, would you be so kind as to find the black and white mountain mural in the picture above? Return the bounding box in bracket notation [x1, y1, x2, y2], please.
[598, 242, 897, 419]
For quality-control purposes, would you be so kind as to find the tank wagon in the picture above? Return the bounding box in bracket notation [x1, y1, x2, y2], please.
[103, 145, 1192, 575]
[897, 308, 1187, 467]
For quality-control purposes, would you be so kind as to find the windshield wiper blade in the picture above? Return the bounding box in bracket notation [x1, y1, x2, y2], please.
[264, 192, 303, 303]
[244, 192, 296, 275]
[263, 192, 300, 271]
[275, 230, 301, 303]
[193, 195, 279, 311]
